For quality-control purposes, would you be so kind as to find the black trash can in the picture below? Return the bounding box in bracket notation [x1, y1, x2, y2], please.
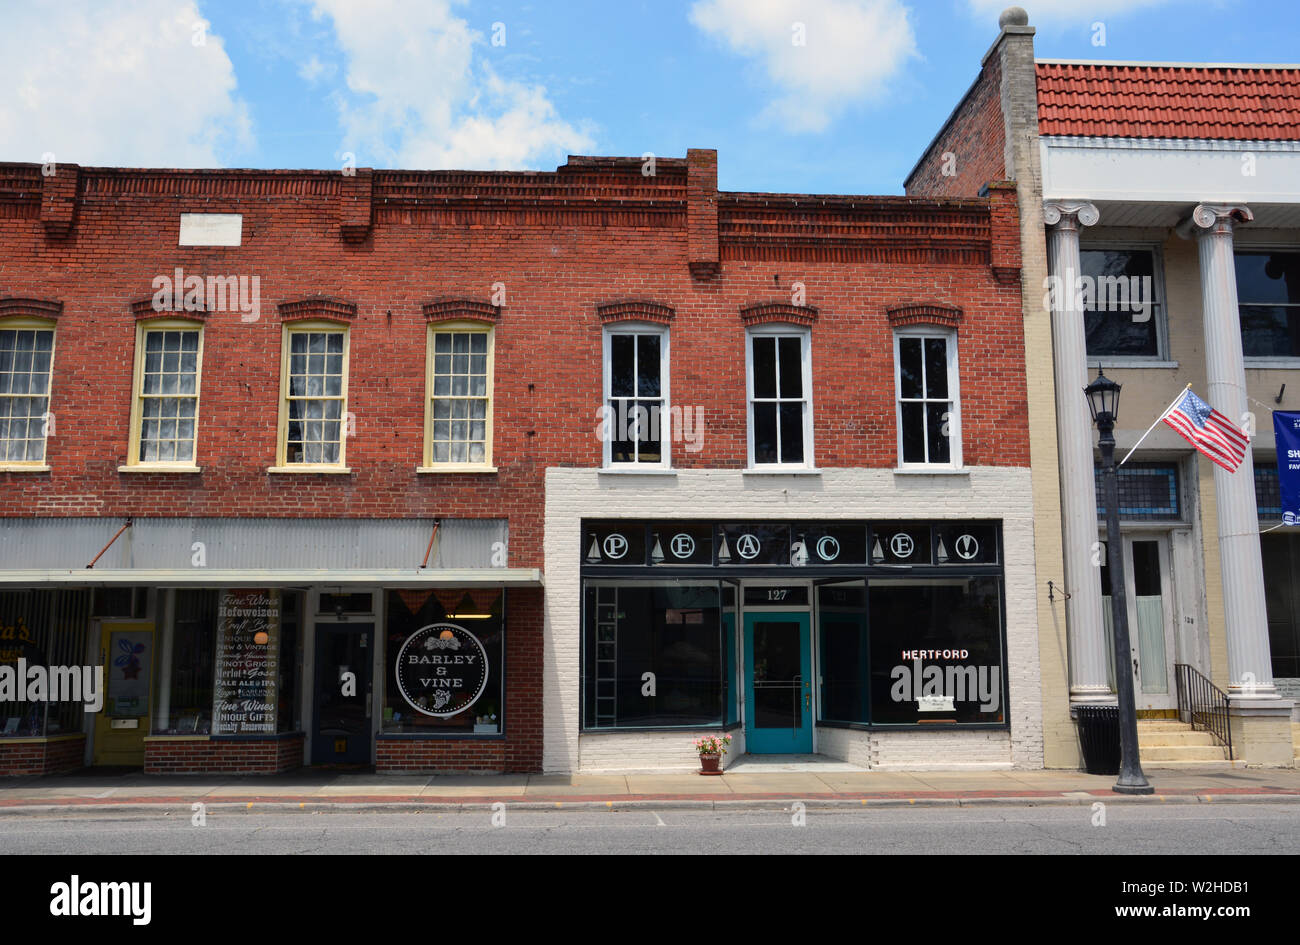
[1076, 705, 1120, 775]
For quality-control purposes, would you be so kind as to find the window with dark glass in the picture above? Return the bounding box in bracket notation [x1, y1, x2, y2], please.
[1263, 534, 1300, 679]
[749, 333, 808, 466]
[606, 329, 665, 464]
[0, 589, 92, 737]
[153, 589, 217, 735]
[1081, 247, 1161, 358]
[868, 577, 1004, 724]
[818, 582, 869, 724]
[382, 589, 505, 734]
[582, 581, 726, 728]
[1236, 250, 1300, 359]
[896, 333, 957, 466]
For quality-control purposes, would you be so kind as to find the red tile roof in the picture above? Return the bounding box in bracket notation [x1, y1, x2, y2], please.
[1036, 61, 1300, 140]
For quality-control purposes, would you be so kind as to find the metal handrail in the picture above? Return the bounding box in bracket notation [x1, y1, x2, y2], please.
[1173, 663, 1233, 761]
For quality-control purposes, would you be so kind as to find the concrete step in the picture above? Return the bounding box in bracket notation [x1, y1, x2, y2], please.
[1139, 744, 1229, 762]
[1139, 759, 1246, 770]
[1138, 730, 1221, 747]
[1137, 720, 1193, 731]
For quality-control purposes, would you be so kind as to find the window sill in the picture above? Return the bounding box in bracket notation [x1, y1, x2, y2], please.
[266, 465, 352, 474]
[893, 467, 971, 476]
[0, 464, 51, 473]
[416, 465, 498, 474]
[118, 464, 202, 474]
[1087, 359, 1180, 370]
[742, 467, 822, 476]
[598, 467, 677, 476]
[1244, 358, 1300, 370]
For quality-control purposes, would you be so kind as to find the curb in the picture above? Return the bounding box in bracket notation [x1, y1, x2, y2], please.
[0, 791, 1297, 816]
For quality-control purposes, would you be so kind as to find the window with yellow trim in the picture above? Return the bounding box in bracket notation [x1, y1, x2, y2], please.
[278, 323, 349, 466]
[0, 318, 56, 465]
[424, 322, 493, 468]
[128, 322, 203, 465]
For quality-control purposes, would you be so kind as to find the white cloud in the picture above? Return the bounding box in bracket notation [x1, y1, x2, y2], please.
[965, 0, 1181, 25]
[689, 0, 917, 133]
[298, 54, 337, 83]
[0, 0, 253, 167]
[309, 0, 594, 169]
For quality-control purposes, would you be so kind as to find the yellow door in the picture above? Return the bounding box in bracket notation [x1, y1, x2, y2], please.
[92, 622, 155, 766]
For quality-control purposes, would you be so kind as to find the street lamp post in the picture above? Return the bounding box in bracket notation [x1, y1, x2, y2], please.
[1084, 367, 1154, 795]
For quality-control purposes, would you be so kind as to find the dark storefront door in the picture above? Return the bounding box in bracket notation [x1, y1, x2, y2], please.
[744, 612, 812, 753]
[311, 624, 373, 765]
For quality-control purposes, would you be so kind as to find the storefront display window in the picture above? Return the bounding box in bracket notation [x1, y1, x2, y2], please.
[582, 580, 727, 729]
[0, 589, 93, 737]
[383, 589, 505, 735]
[154, 589, 217, 735]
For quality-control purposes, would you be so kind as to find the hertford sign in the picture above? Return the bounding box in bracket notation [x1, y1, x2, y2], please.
[395, 623, 489, 717]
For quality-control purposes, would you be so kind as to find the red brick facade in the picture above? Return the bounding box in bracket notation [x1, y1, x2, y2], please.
[144, 733, 304, 775]
[906, 53, 1006, 199]
[0, 149, 1030, 776]
[0, 735, 85, 776]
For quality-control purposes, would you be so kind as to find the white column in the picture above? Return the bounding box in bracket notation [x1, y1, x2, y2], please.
[1183, 203, 1278, 700]
[1043, 200, 1112, 704]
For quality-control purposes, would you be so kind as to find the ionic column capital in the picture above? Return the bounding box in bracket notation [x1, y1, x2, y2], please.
[1043, 200, 1099, 230]
[1178, 203, 1253, 239]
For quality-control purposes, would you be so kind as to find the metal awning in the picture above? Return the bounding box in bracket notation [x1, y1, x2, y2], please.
[0, 568, 543, 588]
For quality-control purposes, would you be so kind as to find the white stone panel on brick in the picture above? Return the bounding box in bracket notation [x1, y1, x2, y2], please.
[543, 467, 1045, 773]
[178, 213, 242, 246]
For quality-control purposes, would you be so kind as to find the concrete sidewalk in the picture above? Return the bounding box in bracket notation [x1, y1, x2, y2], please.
[2, 762, 1299, 812]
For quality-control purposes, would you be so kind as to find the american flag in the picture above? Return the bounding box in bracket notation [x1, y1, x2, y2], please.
[1162, 388, 1249, 472]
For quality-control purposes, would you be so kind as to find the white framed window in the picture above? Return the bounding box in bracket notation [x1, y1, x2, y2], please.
[273, 321, 350, 470]
[1079, 242, 1169, 363]
[602, 323, 669, 467]
[894, 327, 961, 468]
[126, 320, 203, 469]
[746, 326, 812, 468]
[0, 317, 56, 468]
[422, 320, 494, 470]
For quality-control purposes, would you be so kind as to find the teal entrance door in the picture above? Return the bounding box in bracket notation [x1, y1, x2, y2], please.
[744, 612, 812, 753]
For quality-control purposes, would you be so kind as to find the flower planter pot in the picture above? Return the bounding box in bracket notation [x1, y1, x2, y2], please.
[698, 752, 723, 775]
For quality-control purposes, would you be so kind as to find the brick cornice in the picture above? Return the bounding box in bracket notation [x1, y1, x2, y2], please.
[596, 300, 675, 325]
[0, 298, 63, 321]
[885, 303, 964, 329]
[278, 296, 357, 323]
[422, 298, 501, 325]
[130, 297, 208, 322]
[739, 301, 818, 327]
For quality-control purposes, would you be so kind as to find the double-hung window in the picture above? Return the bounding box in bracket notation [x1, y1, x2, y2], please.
[1236, 249, 1300, 360]
[423, 321, 494, 469]
[0, 319, 56, 467]
[746, 328, 812, 468]
[895, 329, 961, 468]
[603, 325, 668, 467]
[1080, 245, 1166, 361]
[276, 322, 349, 468]
[127, 321, 203, 468]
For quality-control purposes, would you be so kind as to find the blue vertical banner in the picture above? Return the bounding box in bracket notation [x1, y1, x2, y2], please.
[1275, 411, 1300, 526]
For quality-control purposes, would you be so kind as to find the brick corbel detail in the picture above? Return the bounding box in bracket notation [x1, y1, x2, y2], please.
[130, 297, 208, 322]
[339, 168, 374, 242]
[980, 180, 1022, 285]
[278, 296, 358, 323]
[740, 302, 818, 327]
[0, 298, 63, 321]
[687, 148, 720, 280]
[40, 164, 79, 239]
[885, 303, 963, 329]
[422, 298, 501, 325]
[596, 300, 675, 325]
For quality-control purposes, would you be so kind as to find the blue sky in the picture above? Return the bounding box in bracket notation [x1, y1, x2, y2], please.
[3, 0, 1297, 195]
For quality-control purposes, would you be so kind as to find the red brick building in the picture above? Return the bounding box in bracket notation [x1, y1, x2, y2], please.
[0, 149, 1044, 776]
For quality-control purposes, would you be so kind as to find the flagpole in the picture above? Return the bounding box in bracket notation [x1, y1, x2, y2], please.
[1119, 383, 1192, 467]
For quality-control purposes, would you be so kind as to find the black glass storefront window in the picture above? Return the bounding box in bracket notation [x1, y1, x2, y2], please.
[383, 589, 505, 734]
[868, 577, 1004, 724]
[818, 583, 868, 724]
[1263, 533, 1300, 679]
[583, 581, 725, 728]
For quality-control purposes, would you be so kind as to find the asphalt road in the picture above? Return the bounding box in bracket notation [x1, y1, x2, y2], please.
[2, 803, 1297, 854]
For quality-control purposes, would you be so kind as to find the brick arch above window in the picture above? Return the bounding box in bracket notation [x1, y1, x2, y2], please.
[130, 297, 207, 322]
[278, 296, 358, 324]
[596, 300, 675, 325]
[0, 298, 62, 321]
[740, 301, 818, 327]
[885, 303, 963, 330]
[422, 298, 501, 325]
